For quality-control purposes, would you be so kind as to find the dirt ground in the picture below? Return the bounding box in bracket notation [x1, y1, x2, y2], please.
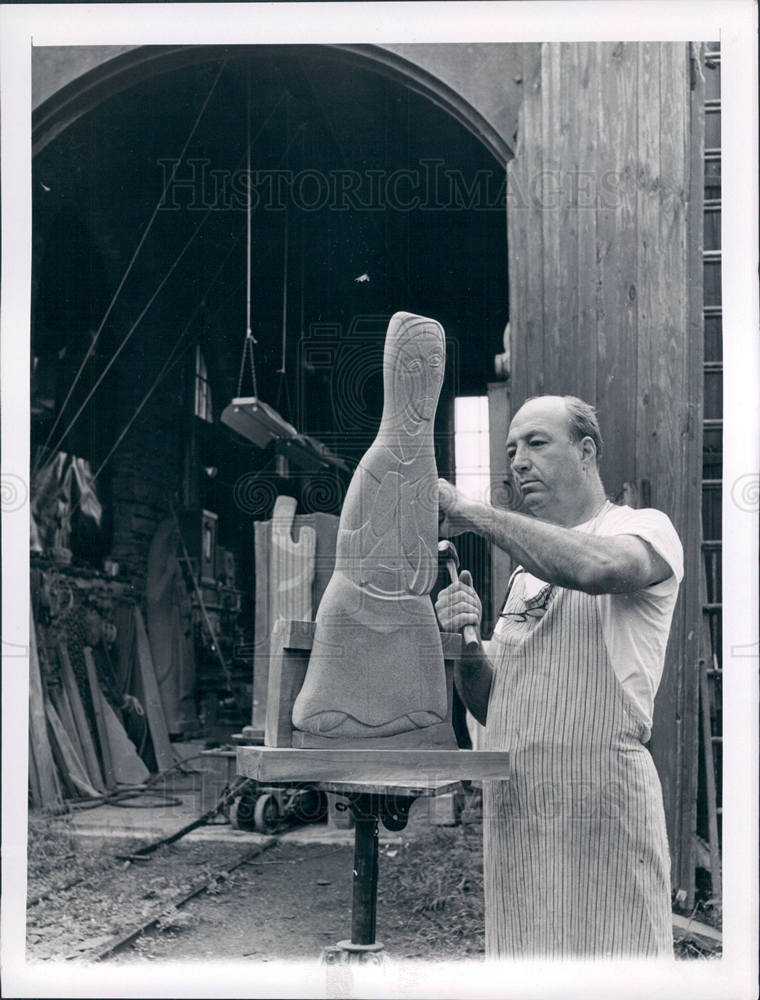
[25, 808, 486, 965]
[25, 802, 719, 965]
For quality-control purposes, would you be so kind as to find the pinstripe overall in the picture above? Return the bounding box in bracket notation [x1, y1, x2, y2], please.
[483, 573, 673, 958]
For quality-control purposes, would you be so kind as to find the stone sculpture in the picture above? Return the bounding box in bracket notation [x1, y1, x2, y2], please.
[292, 311, 450, 740]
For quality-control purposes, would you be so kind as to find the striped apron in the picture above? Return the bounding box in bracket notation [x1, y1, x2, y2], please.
[483, 573, 673, 958]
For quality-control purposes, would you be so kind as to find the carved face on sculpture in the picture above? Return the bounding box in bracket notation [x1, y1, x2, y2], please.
[383, 313, 446, 430]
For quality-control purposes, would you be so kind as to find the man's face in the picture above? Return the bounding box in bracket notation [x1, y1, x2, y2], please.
[506, 397, 586, 522]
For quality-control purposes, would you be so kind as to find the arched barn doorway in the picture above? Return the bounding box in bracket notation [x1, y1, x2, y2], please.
[31, 45, 510, 731]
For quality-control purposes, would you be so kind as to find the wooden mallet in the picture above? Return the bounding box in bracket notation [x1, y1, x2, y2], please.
[437, 539, 481, 652]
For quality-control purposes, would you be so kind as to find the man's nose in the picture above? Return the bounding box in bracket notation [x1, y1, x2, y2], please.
[511, 447, 531, 472]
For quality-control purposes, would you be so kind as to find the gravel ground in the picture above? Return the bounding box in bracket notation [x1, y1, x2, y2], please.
[25, 804, 719, 964]
[25, 806, 486, 965]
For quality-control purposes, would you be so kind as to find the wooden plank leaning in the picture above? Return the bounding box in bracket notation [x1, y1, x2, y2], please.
[133, 607, 174, 773]
[29, 612, 62, 810]
[45, 700, 101, 799]
[50, 681, 86, 769]
[57, 639, 104, 792]
[83, 646, 116, 790]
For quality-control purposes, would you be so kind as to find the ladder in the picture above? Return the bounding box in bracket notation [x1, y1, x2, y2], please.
[699, 43, 722, 901]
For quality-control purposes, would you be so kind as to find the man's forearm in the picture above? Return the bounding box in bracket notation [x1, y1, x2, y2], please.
[454, 647, 494, 727]
[456, 500, 617, 592]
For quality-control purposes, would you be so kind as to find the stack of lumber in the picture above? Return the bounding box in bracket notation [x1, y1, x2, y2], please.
[28, 613, 64, 811]
[29, 600, 174, 807]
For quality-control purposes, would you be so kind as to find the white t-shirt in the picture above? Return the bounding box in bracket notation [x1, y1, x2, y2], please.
[498, 501, 684, 735]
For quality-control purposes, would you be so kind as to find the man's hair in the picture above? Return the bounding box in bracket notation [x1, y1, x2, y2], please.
[563, 396, 603, 464]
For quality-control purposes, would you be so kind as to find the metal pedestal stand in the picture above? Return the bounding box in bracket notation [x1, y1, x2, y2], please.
[320, 785, 454, 963]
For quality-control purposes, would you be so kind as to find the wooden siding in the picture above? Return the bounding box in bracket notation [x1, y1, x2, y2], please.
[488, 381, 513, 623]
[506, 42, 704, 901]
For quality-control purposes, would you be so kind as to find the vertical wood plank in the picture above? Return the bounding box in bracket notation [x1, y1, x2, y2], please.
[29, 613, 62, 810]
[556, 43, 582, 399]
[45, 701, 100, 799]
[57, 640, 105, 792]
[636, 39, 681, 868]
[506, 176, 526, 410]
[133, 607, 174, 773]
[678, 42, 706, 906]
[44, 697, 78, 800]
[50, 680, 86, 770]
[521, 43, 545, 402]
[651, 44, 690, 888]
[652, 42, 688, 523]
[506, 49, 532, 412]
[488, 381, 513, 620]
[635, 42, 700, 898]
[540, 43, 563, 394]
[646, 41, 702, 904]
[635, 41, 661, 502]
[573, 44, 599, 406]
[595, 42, 639, 500]
[83, 646, 116, 790]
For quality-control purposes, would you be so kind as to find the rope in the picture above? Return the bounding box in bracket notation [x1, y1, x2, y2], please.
[38, 211, 213, 477]
[34, 60, 228, 476]
[274, 363, 293, 422]
[236, 59, 260, 401]
[278, 207, 289, 375]
[245, 59, 254, 349]
[236, 333, 259, 400]
[300, 132, 306, 339]
[67, 233, 243, 516]
[237, 58, 261, 402]
[237, 119, 305, 404]
[38, 85, 287, 477]
[277, 92, 290, 376]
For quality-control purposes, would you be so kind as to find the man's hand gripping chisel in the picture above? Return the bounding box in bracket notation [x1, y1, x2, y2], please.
[437, 539, 481, 652]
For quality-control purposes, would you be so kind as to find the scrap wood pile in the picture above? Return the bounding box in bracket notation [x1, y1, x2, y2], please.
[28, 565, 176, 812]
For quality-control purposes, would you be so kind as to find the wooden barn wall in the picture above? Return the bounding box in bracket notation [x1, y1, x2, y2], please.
[506, 42, 704, 901]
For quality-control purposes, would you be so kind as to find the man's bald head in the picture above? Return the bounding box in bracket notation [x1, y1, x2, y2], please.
[514, 395, 603, 466]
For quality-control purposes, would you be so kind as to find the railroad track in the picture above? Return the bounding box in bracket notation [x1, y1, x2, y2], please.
[73, 838, 278, 963]
[26, 836, 279, 963]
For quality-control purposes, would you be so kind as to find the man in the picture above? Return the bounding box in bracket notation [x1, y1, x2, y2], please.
[435, 395, 683, 959]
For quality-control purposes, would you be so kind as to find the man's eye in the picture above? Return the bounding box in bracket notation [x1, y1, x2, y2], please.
[529, 439, 546, 447]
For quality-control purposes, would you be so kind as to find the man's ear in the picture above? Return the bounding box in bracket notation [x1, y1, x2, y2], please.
[580, 436, 597, 467]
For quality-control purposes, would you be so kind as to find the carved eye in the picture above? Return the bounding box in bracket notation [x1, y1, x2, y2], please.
[429, 354, 442, 367]
[405, 358, 422, 373]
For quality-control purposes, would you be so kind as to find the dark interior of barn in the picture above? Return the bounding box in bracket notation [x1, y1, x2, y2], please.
[31, 46, 508, 736]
